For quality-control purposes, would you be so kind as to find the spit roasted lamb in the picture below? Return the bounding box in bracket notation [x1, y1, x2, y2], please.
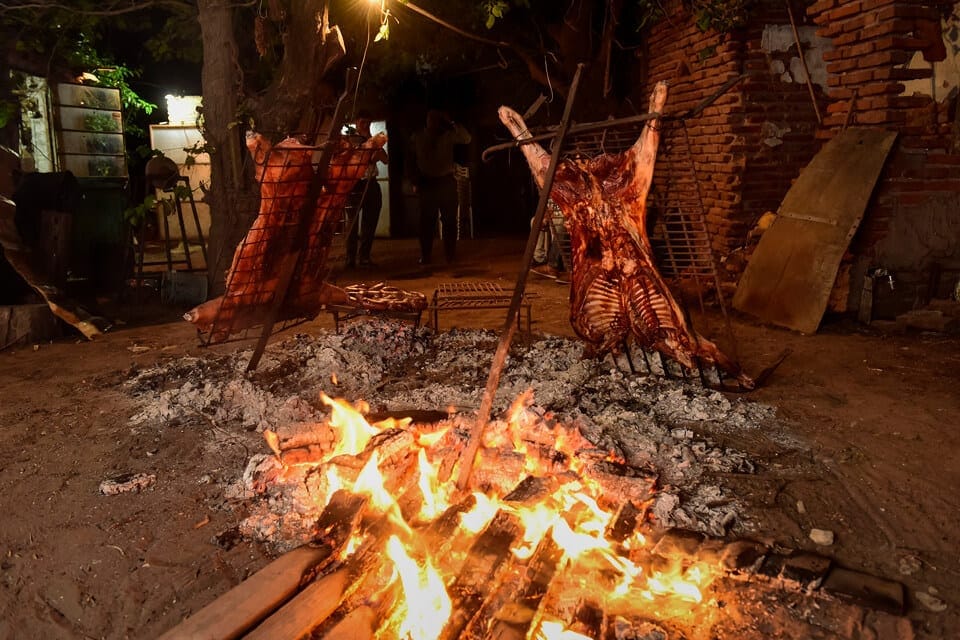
[500, 82, 753, 387]
[185, 131, 389, 341]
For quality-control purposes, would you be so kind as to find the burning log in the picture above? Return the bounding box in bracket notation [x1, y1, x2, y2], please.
[499, 83, 754, 388]
[438, 485, 540, 640]
[462, 537, 564, 640]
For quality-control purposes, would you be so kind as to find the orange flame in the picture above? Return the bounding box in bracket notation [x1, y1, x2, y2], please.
[386, 535, 452, 640]
[537, 620, 594, 640]
[321, 393, 381, 460]
[268, 392, 720, 635]
[416, 448, 451, 522]
[459, 492, 501, 535]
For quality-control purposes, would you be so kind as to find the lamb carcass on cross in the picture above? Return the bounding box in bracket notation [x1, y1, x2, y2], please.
[499, 82, 753, 388]
[184, 132, 390, 342]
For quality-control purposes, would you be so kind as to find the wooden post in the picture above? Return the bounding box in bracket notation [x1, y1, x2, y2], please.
[455, 63, 586, 492]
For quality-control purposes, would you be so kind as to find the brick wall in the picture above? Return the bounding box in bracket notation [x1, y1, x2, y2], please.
[644, 0, 824, 267]
[808, 0, 960, 312]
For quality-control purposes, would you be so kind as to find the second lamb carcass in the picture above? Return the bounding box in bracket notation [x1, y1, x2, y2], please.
[499, 82, 753, 388]
[184, 132, 389, 341]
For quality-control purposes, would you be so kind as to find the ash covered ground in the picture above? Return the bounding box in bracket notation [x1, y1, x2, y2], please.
[125, 319, 778, 545]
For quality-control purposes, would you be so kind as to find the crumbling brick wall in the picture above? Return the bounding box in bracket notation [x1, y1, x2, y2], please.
[644, 0, 826, 279]
[643, 0, 959, 314]
[808, 0, 960, 313]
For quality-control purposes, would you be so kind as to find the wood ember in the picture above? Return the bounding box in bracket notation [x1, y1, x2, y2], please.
[125, 329, 776, 543]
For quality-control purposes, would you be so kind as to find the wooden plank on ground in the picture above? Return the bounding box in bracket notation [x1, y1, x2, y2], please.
[732, 128, 897, 333]
[156, 545, 332, 640]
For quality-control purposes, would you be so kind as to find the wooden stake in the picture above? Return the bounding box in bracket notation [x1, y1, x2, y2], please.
[785, 0, 822, 125]
[456, 63, 586, 492]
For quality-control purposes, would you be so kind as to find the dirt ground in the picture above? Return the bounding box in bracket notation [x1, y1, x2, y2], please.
[1, 236, 957, 639]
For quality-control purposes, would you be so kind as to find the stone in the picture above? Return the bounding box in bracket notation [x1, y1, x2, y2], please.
[862, 610, 914, 640]
[897, 554, 921, 576]
[781, 553, 832, 589]
[822, 566, 905, 614]
[914, 590, 947, 612]
[809, 528, 834, 546]
[896, 309, 957, 332]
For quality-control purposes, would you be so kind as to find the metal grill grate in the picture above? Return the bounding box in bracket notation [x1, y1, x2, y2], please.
[200, 134, 380, 346]
[553, 118, 722, 285]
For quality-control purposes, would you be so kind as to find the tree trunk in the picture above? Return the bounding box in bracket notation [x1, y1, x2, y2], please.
[196, 0, 344, 293]
[197, 0, 257, 294]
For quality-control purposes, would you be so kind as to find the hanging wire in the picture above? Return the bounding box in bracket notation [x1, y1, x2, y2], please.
[351, 3, 379, 119]
[543, 55, 555, 103]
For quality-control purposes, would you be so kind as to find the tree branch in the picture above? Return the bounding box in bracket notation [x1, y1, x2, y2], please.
[0, 0, 207, 16]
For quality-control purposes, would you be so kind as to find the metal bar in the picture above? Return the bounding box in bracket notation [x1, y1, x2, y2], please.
[182, 176, 208, 265]
[456, 63, 586, 492]
[172, 196, 193, 270]
[481, 111, 660, 162]
[480, 73, 752, 162]
[785, 0, 822, 124]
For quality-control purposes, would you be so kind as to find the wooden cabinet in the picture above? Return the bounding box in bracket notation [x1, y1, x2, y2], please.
[53, 84, 127, 178]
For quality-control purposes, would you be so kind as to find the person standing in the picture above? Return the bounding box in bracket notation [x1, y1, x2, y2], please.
[409, 109, 471, 265]
[345, 113, 388, 268]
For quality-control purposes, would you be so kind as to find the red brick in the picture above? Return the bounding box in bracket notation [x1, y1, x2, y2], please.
[859, 50, 912, 68]
[886, 67, 932, 81]
[807, 0, 837, 16]
[821, 49, 846, 62]
[857, 81, 905, 96]
[876, 36, 928, 51]
[860, 18, 915, 39]
[819, 21, 848, 39]
[824, 2, 862, 21]
[878, 4, 939, 20]
[833, 31, 862, 46]
[842, 14, 868, 33]
[826, 101, 852, 114]
[827, 58, 861, 73]
[840, 69, 875, 85]
[856, 109, 906, 124]
[860, 0, 899, 9]
[847, 41, 875, 57]
[891, 95, 934, 109]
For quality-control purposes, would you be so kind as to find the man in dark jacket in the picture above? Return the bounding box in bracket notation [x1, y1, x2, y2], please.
[409, 110, 471, 265]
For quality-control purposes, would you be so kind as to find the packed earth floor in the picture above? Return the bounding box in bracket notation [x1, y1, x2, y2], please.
[0, 236, 957, 639]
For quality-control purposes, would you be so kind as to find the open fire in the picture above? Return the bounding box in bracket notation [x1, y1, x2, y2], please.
[137, 330, 911, 639]
[248, 390, 720, 639]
